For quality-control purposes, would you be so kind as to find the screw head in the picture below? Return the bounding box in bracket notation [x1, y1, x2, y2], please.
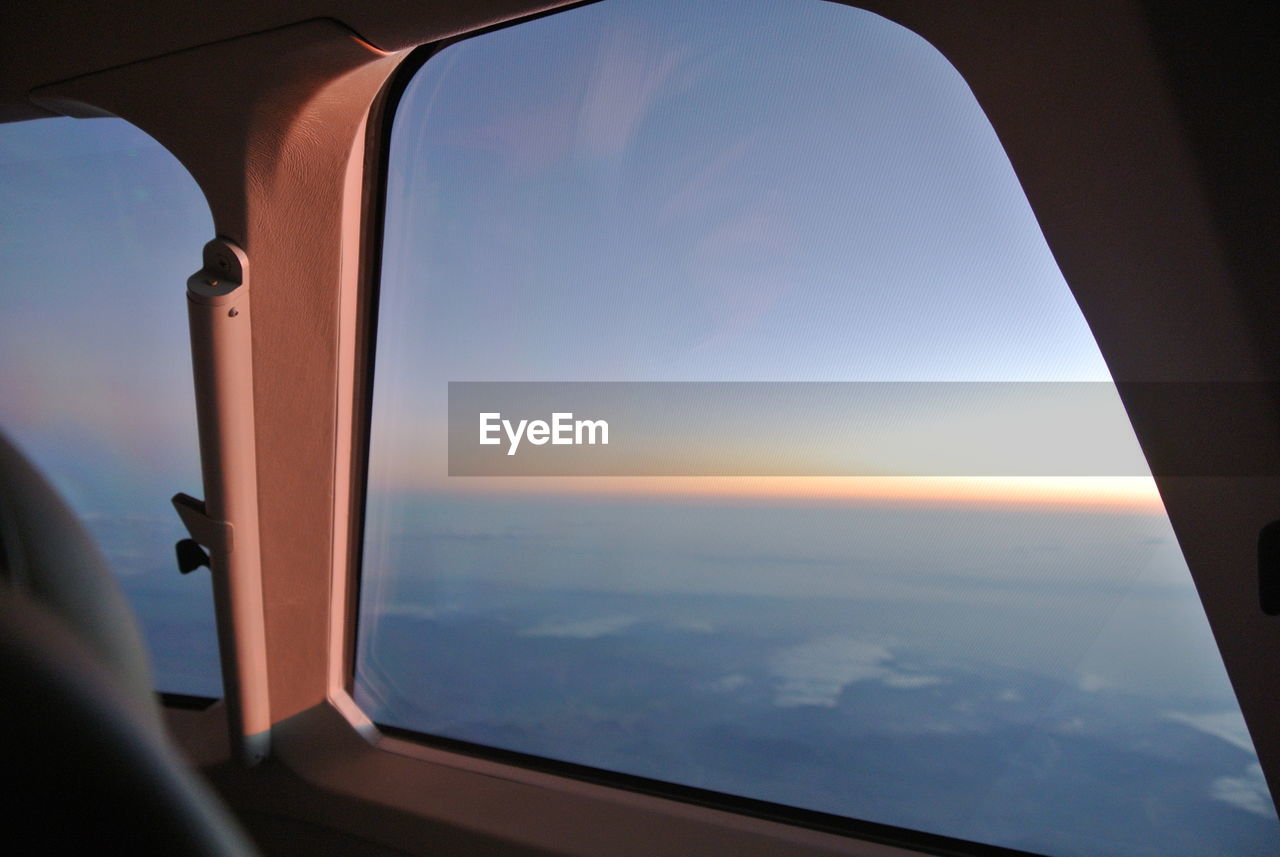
[228, 308, 239, 317]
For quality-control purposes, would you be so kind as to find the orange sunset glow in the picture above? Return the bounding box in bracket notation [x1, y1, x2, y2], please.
[430, 475, 1166, 512]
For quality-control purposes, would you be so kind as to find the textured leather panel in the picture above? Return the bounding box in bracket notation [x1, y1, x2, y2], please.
[0, 1, 573, 122]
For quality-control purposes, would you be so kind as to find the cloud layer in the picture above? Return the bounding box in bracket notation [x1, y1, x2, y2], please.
[769, 637, 942, 707]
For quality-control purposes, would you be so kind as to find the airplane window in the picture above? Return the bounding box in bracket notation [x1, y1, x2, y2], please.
[0, 116, 221, 698]
[355, 1, 1279, 854]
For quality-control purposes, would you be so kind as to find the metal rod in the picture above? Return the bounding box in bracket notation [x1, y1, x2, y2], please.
[186, 238, 271, 765]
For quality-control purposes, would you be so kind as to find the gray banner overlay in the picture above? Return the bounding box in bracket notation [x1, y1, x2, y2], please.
[447, 382, 1280, 477]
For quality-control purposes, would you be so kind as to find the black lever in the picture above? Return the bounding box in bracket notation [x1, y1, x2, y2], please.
[175, 538, 210, 574]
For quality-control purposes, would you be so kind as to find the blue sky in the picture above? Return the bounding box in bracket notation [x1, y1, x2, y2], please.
[0, 115, 208, 507]
[369, 0, 1127, 501]
[0, 115, 217, 696]
[377, 0, 1108, 391]
[358, 0, 1236, 704]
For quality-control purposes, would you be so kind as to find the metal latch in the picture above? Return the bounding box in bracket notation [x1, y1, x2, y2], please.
[172, 492, 233, 574]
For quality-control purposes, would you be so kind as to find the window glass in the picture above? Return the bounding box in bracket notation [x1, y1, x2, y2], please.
[357, 1, 1279, 854]
[0, 116, 221, 697]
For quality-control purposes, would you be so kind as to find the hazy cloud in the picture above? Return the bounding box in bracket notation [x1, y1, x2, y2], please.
[1210, 764, 1278, 818]
[769, 637, 941, 707]
[1164, 710, 1257, 754]
[883, 674, 946, 689]
[711, 674, 749, 693]
[1077, 672, 1109, 693]
[375, 603, 461, 622]
[522, 615, 639, 639]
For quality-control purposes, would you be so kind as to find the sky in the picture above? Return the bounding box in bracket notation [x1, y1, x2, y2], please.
[0, 115, 209, 507]
[368, 0, 1133, 510]
[359, 0, 1234, 698]
[0, 115, 219, 696]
